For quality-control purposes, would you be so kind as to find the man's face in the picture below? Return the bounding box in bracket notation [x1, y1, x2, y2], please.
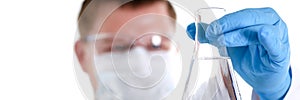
[76, 1, 176, 90]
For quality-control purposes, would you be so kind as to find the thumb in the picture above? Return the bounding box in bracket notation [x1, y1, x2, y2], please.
[186, 23, 209, 43]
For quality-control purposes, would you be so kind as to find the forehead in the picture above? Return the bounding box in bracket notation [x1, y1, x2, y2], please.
[100, 1, 171, 33]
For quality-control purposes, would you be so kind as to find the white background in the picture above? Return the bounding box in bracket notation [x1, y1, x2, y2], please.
[0, 0, 299, 100]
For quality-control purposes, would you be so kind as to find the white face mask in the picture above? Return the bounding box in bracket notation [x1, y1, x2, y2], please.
[94, 47, 182, 100]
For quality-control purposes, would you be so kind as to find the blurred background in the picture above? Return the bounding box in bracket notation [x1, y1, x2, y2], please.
[0, 0, 298, 100]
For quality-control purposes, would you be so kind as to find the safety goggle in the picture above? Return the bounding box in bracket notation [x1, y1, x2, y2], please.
[82, 32, 176, 54]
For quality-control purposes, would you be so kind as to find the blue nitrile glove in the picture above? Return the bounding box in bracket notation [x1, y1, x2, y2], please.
[186, 7, 292, 100]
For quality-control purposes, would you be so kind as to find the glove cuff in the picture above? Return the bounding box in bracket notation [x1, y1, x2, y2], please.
[256, 66, 292, 100]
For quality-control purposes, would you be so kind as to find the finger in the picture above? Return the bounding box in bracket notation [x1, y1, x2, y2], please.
[216, 22, 288, 62]
[207, 23, 285, 48]
[258, 21, 290, 62]
[209, 7, 281, 35]
[186, 22, 209, 43]
[206, 25, 263, 47]
[208, 20, 289, 63]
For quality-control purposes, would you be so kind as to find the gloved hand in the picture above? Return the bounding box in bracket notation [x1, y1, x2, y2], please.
[186, 7, 291, 100]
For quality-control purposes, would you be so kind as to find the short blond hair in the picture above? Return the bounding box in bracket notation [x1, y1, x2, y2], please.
[77, 0, 176, 37]
[78, 0, 176, 20]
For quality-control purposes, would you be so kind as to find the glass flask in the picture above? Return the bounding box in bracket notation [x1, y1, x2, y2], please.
[182, 7, 242, 100]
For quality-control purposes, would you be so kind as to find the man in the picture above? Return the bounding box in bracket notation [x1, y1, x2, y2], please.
[75, 0, 298, 99]
[75, 0, 182, 99]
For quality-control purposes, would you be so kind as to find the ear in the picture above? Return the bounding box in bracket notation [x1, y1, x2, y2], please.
[75, 40, 99, 90]
[75, 40, 89, 73]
